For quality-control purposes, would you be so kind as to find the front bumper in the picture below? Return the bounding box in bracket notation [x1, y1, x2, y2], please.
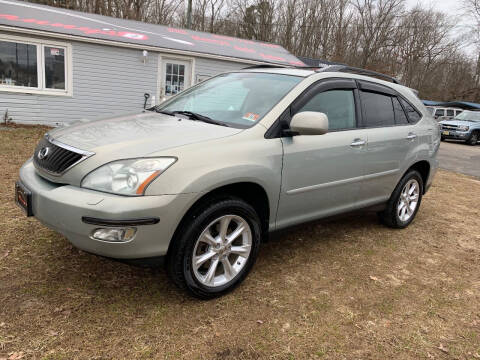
[441, 129, 469, 140]
[19, 159, 197, 259]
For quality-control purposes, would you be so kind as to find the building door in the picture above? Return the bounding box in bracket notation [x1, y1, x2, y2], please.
[160, 58, 192, 99]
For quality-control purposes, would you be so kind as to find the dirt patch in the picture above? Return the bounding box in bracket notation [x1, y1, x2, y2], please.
[0, 127, 479, 359]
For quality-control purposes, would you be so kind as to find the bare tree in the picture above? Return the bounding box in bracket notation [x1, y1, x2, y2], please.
[352, 0, 404, 68]
[25, 0, 480, 101]
[464, 0, 480, 92]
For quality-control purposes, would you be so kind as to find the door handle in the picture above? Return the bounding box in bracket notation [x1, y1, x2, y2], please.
[406, 133, 417, 140]
[350, 139, 366, 147]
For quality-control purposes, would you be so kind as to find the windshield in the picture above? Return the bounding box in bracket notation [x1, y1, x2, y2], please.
[155, 72, 302, 127]
[454, 110, 480, 122]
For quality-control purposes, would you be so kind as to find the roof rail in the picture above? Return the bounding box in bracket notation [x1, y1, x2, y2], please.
[244, 64, 324, 70]
[243, 64, 286, 69]
[317, 65, 400, 84]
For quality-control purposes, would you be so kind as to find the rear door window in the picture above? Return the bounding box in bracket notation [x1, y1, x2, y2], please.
[359, 91, 395, 127]
[298, 89, 356, 130]
[434, 109, 444, 117]
[446, 109, 454, 117]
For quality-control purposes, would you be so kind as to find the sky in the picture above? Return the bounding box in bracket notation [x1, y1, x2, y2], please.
[406, 0, 466, 14]
[406, 0, 477, 55]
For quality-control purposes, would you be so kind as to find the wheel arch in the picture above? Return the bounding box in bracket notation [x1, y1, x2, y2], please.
[167, 181, 271, 259]
[468, 129, 480, 143]
[405, 160, 430, 194]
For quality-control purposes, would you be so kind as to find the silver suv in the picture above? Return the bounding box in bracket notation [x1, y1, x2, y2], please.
[16, 66, 440, 298]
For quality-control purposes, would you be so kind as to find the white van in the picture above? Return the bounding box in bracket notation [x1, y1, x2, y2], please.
[426, 106, 463, 120]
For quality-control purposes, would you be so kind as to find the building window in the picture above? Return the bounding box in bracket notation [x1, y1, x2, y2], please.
[161, 57, 193, 98]
[0, 36, 71, 95]
[165, 62, 186, 96]
[44, 46, 66, 90]
[0, 41, 38, 87]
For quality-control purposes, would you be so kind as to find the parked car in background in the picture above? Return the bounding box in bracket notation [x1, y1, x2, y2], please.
[426, 106, 463, 120]
[15, 67, 439, 299]
[439, 110, 480, 145]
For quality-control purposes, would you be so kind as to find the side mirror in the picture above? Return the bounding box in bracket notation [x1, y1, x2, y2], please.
[290, 111, 328, 136]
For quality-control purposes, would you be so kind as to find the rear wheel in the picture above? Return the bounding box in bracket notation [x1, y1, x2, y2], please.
[166, 197, 261, 299]
[378, 170, 423, 229]
[467, 131, 479, 146]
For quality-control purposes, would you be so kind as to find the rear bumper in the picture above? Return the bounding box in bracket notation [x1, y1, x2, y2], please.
[425, 158, 438, 194]
[19, 159, 196, 259]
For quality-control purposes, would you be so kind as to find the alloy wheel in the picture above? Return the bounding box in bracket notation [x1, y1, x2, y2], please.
[192, 215, 252, 288]
[397, 179, 420, 222]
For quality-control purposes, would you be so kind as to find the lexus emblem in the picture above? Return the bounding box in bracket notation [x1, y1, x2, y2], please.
[37, 146, 50, 160]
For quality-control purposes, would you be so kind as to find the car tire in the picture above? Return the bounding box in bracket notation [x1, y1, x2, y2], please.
[440, 136, 445, 141]
[467, 131, 479, 146]
[378, 170, 424, 229]
[166, 197, 261, 299]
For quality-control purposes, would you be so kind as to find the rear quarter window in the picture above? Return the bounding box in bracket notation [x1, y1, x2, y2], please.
[392, 97, 409, 125]
[399, 98, 422, 123]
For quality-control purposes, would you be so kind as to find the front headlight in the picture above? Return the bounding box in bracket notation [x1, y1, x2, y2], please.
[457, 125, 469, 131]
[81, 157, 176, 196]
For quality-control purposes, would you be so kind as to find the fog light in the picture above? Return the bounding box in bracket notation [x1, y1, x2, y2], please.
[90, 227, 137, 242]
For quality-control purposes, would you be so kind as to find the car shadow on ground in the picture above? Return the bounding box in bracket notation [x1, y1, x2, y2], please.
[27, 209, 379, 305]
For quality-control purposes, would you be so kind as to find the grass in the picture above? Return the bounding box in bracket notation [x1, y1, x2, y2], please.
[0, 126, 479, 359]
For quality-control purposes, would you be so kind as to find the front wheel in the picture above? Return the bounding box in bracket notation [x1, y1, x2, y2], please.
[166, 197, 261, 299]
[467, 131, 479, 146]
[378, 170, 423, 229]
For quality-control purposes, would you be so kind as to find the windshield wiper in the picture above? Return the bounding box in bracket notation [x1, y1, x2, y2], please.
[152, 108, 176, 116]
[171, 111, 229, 127]
[152, 108, 229, 127]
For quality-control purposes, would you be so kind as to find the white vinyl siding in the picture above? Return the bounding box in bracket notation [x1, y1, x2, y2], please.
[194, 57, 246, 82]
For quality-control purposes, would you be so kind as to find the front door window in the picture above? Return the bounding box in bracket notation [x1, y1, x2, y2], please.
[298, 89, 356, 130]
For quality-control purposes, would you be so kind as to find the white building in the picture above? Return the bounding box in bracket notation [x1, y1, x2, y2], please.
[0, 0, 303, 125]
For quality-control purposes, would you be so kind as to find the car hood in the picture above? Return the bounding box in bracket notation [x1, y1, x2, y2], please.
[48, 112, 243, 156]
[439, 119, 479, 127]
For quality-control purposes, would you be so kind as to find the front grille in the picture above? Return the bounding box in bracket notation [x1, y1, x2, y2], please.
[442, 124, 458, 130]
[33, 136, 85, 175]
